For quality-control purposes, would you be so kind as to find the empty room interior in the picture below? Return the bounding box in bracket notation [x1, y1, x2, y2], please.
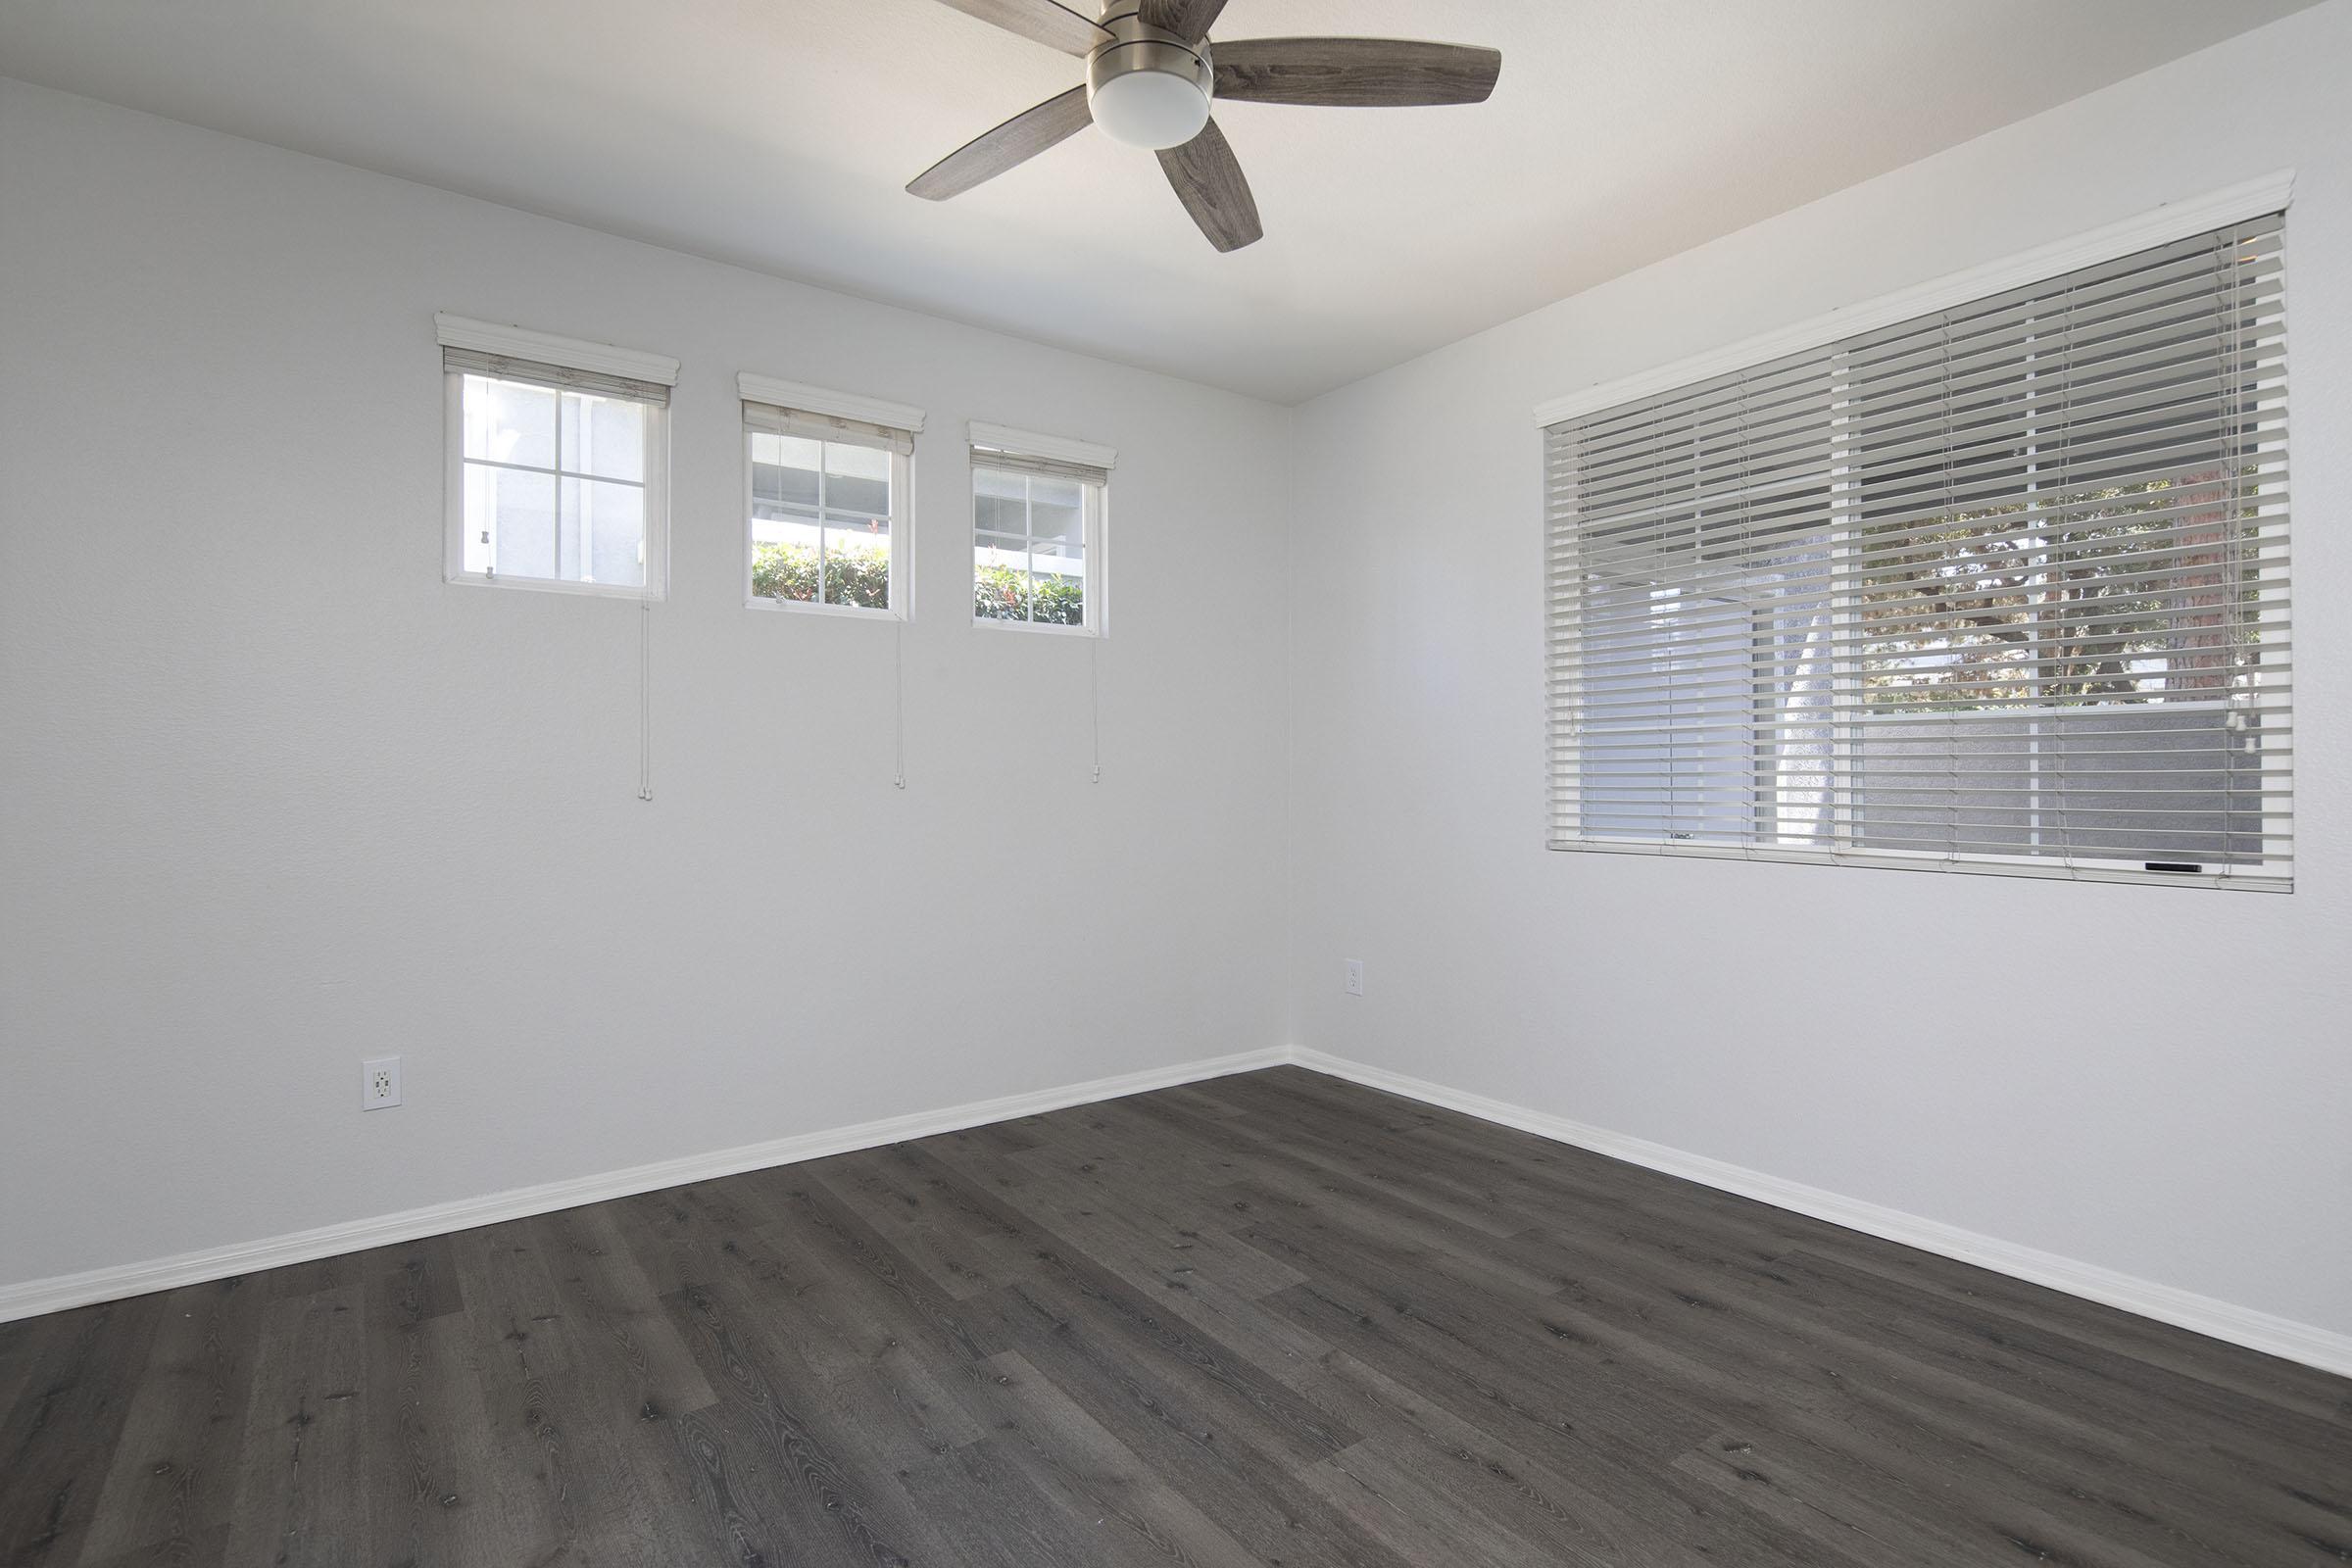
[4, 1, 2351, 1563]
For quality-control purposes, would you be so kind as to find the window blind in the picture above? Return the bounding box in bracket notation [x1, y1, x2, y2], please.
[972, 446, 1111, 486]
[1545, 213, 2289, 889]
[442, 346, 671, 406]
[968, 422, 1114, 487]
[744, 399, 916, 456]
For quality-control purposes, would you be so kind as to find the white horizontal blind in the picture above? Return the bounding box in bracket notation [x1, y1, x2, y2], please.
[970, 443, 1110, 487]
[1546, 214, 2289, 889]
[744, 399, 915, 455]
[442, 346, 670, 406]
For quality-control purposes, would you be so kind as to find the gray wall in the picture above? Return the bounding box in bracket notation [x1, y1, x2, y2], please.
[0, 80, 1293, 1291]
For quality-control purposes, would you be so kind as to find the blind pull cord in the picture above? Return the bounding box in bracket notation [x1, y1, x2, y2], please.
[894, 618, 908, 790]
[637, 591, 655, 803]
[1090, 634, 1102, 784]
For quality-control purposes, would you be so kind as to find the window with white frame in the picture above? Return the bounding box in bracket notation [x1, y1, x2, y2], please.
[438, 315, 674, 596]
[1544, 210, 2290, 889]
[970, 423, 1113, 633]
[740, 375, 923, 616]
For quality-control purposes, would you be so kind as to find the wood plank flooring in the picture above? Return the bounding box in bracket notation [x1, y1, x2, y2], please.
[4, 1065, 2348, 1566]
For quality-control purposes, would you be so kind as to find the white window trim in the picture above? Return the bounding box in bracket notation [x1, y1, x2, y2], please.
[967, 427, 1112, 637]
[1529, 170, 2295, 428]
[441, 357, 673, 601]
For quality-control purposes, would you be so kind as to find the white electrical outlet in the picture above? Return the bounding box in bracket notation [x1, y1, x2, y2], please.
[363, 1055, 401, 1110]
[1345, 959, 1364, 997]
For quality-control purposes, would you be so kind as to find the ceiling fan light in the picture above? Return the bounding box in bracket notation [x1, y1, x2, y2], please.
[1088, 67, 1210, 150]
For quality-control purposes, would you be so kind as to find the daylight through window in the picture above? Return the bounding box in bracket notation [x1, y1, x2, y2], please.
[1544, 214, 2290, 888]
[743, 391, 916, 616]
[969, 429, 1110, 633]
[442, 328, 672, 597]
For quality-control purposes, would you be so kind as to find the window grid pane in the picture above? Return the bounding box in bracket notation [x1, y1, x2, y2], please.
[461, 373, 650, 587]
[973, 464, 1090, 628]
[750, 433, 895, 612]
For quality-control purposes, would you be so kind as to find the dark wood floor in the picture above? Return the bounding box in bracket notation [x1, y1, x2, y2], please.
[4, 1067, 2348, 1567]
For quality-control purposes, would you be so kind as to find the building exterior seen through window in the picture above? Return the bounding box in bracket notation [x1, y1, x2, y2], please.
[973, 464, 1094, 629]
[750, 432, 897, 612]
[459, 373, 651, 589]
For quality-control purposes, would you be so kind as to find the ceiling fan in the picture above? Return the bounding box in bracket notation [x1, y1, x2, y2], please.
[907, 0, 1502, 252]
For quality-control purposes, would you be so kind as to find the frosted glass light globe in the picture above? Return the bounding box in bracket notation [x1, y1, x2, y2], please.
[1089, 68, 1210, 150]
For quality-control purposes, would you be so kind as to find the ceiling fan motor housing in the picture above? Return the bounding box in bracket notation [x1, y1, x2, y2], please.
[1086, 1, 1213, 149]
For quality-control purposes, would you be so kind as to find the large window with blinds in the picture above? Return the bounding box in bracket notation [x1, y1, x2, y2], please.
[1544, 214, 2289, 889]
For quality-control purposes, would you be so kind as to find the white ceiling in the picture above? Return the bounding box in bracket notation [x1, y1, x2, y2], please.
[0, 0, 2315, 402]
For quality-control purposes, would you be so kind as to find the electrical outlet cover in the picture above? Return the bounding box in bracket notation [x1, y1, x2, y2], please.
[363, 1054, 401, 1109]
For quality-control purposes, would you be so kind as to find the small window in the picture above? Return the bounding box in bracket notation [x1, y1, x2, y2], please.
[437, 316, 674, 597]
[740, 376, 922, 618]
[969, 424, 1113, 634]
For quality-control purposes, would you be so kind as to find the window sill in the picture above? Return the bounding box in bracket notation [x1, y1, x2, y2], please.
[971, 615, 1101, 638]
[1545, 836, 2291, 892]
[746, 595, 903, 622]
[448, 570, 662, 602]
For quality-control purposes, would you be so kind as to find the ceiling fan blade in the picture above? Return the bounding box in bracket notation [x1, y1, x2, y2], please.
[1212, 37, 1502, 107]
[1139, 0, 1228, 42]
[908, 85, 1094, 200]
[930, 0, 1111, 56]
[1157, 118, 1261, 252]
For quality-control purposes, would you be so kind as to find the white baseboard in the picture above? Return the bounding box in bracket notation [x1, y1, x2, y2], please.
[0, 1047, 1290, 1325]
[10, 1042, 2348, 1383]
[1289, 1047, 2352, 1381]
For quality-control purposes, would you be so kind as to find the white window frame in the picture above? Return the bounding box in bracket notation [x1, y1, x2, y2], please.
[1533, 172, 2297, 892]
[968, 422, 1115, 638]
[738, 374, 925, 622]
[437, 314, 676, 600]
